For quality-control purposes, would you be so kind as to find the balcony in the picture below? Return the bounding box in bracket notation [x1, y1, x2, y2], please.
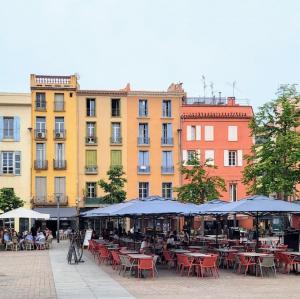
[53, 159, 67, 170]
[85, 136, 97, 145]
[111, 108, 120, 117]
[53, 130, 66, 140]
[137, 137, 150, 145]
[85, 165, 98, 174]
[161, 166, 174, 174]
[54, 101, 65, 112]
[137, 165, 150, 174]
[110, 136, 122, 145]
[34, 130, 47, 140]
[161, 137, 173, 146]
[34, 160, 48, 170]
[35, 101, 46, 111]
[33, 195, 68, 206]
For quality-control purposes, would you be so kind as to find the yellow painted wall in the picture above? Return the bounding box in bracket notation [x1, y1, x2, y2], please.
[0, 93, 32, 208]
[77, 93, 127, 206]
[126, 92, 182, 199]
[31, 75, 78, 207]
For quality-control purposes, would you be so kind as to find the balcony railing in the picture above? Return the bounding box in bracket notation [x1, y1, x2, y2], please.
[137, 165, 150, 174]
[33, 195, 68, 206]
[54, 101, 65, 111]
[85, 165, 98, 174]
[161, 166, 174, 174]
[85, 136, 97, 145]
[34, 129, 47, 140]
[34, 160, 48, 170]
[53, 130, 66, 140]
[137, 137, 150, 145]
[35, 75, 71, 85]
[161, 137, 173, 145]
[111, 108, 120, 117]
[35, 101, 46, 111]
[53, 159, 67, 170]
[110, 136, 122, 144]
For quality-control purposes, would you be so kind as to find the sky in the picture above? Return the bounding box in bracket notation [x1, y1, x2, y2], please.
[0, 0, 300, 110]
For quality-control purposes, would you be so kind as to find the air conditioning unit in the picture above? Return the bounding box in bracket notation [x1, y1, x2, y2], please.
[56, 132, 63, 138]
[87, 137, 95, 143]
[140, 165, 146, 170]
[37, 132, 45, 138]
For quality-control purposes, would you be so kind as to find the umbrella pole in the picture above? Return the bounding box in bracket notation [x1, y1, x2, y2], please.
[256, 212, 259, 252]
[215, 216, 219, 248]
[133, 217, 136, 250]
[153, 216, 156, 253]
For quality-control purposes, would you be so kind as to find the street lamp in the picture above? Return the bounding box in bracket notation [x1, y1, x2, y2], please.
[55, 193, 61, 243]
[76, 197, 81, 230]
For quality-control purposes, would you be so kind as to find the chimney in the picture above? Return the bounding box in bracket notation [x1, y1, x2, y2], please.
[227, 97, 236, 106]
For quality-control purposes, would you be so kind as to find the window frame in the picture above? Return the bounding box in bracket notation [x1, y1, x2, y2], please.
[86, 182, 97, 198]
[138, 182, 149, 199]
[3, 117, 14, 139]
[162, 182, 172, 199]
[86, 98, 96, 117]
[228, 150, 237, 166]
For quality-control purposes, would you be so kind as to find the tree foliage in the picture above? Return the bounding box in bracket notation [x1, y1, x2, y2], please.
[98, 166, 127, 203]
[174, 154, 226, 204]
[0, 188, 24, 212]
[243, 85, 300, 200]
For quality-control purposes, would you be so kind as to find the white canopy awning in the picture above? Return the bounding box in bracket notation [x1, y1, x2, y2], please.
[0, 207, 50, 219]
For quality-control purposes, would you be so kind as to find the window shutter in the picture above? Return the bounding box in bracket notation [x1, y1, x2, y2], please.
[0, 117, 3, 141]
[205, 150, 214, 165]
[196, 150, 201, 161]
[228, 126, 238, 141]
[86, 150, 97, 166]
[145, 151, 149, 166]
[0, 151, 2, 174]
[186, 126, 192, 141]
[14, 151, 21, 175]
[182, 150, 188, 165]
[13, 117, 20, 141]
[196, 126, 201, 140]
[167, 123, 172, 138]
[224, 150, 229, 166]
[205, 126, 214, 141]
[237, 150, 243, 166]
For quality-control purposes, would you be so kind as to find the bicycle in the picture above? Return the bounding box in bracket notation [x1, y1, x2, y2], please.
[67, 231, 84, 264]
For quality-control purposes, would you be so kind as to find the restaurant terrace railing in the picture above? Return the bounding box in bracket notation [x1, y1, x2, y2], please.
[33, 195, 68, 206]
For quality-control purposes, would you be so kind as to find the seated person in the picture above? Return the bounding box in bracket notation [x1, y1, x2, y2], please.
[140, 237, 150, 253]
[166, 235, 175, 249]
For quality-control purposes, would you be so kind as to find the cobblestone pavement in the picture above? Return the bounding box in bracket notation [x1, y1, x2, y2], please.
[85, 251, 300, 299]
[0, 250, 56, 299]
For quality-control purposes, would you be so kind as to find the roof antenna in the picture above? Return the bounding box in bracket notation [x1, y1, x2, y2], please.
[202, 75, 207, 98]
[232, 80, 236, 96]
[210, 82, 214, 98]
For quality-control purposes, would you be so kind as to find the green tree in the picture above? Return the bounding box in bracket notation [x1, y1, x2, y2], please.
[98, 166, 127, 203]
[174, 154, 226, 204]
[0, 188, 24, 212]
[243, 85, 300, 200]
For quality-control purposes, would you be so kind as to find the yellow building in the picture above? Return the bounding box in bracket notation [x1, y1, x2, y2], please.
[76, 89, 128, 207]
[30, 75, 79, 218]
[0, 92, 32, 230]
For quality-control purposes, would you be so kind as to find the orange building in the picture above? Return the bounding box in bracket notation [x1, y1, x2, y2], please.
[181, 96, 253, 201]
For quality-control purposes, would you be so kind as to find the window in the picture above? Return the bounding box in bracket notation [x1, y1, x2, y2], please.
[54, 143, 65, 169]
[54, 177, 66, 200]
[55, 117, 64, 133]
[86, 182, 97, 198]
[204, 126, 214, 141]
[86, 98, 96, 117]
[36, 143, 46, 169]
[228, 126, 238, 141]
[111, 150, 122, 166]
[86, 150, 97, 171]
[162, 151, 174, 173]
[35, 177, 47, 202]
[162, 100, 171, 117]
[162, 182, 172, 199]
[229, 183, 237, 202]
[138, 99, 148, 117]
[162, 123, 173, 145]
[86, 122, 96, 137]
[186, 125, 201, 141]
[35, 93, 46, 110]
[138, 151, 150, 173]
[54, 93, 64, 111]
[228, 150, 237, 166]
[139, 182, 149, 199]
[138, 123, 149, 144]
[224, 150, 243, 166]
[0, 151, 21, 175]
[187, 150, 196, 162]
[111, 99, 120, 117]
[111, 123, 121, 143]
[205, 150, 214, 165]
[0, 117, 20, 141]
[35, 117, 46, 138]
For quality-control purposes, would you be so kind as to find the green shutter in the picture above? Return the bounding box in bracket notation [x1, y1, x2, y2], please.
[86, 150, 97, 166]
[111, 150, 122, 166]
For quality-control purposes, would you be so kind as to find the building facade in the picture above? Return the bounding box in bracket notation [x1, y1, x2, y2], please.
[30, 75, 79, 211]
[181, 96, 253, 202]
[0, 93, 31, 230]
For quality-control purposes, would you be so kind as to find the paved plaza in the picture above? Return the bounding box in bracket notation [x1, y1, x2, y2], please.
[0, 242, 300, 299]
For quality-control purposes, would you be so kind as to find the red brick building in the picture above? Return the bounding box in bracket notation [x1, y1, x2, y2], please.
[180, 96, 253, 199]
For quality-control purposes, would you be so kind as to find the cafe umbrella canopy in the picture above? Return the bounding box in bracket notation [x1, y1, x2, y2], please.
[207, 195, 300, 250]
